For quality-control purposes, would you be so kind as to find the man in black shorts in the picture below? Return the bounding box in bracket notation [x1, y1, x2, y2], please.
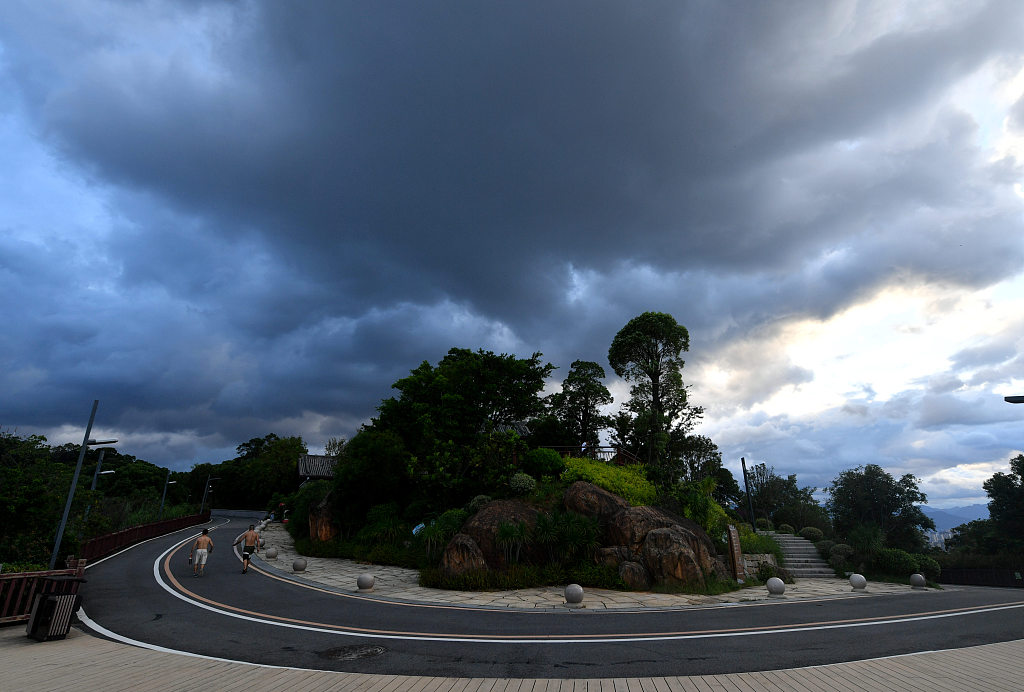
[233, 524, 259, 574]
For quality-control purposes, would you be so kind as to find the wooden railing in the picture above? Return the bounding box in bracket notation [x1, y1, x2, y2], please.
[0, 559, 86, 625]
[80, 511, 210, 562]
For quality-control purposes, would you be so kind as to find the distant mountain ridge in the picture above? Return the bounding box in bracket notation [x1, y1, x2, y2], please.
[921, 504, 988, 532]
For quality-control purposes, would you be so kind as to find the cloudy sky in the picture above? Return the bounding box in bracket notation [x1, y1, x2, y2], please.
[2, 1, 1023, 508]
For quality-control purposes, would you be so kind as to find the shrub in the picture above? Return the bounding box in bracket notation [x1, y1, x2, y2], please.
[912, 554, 941, 581]
[561, 457, 657, 506]
[874, 547, 920, 577]
[800, 527, 824, 542]
[755, 518, 773, 531]
[497, 520, 531, 564]
[419, 508, 468, 561]
[356, 503, 407, 543]
[777, 523, 795, 534]
[521, 448, 566, 478]
[467, 495, 492, 514]
[829, 543, 855, 571]
[509, 472, 537, 496]
[738, 524, 785, 567]
[286, 480, 332, 540]
[815, 539, 835, 559]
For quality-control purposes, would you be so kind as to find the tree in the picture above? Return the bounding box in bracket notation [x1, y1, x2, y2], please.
[983, 454, 1024, 545]
[375, 347, 555, 458]
[825, 464, 934, 552]
[608, 312, 696, 475]
[548, 360, 612, 449]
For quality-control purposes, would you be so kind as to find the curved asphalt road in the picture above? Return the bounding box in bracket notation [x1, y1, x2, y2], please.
[79, 516, 1024, 679]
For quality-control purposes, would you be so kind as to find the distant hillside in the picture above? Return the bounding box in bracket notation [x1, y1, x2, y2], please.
[921, 504, 988, 532]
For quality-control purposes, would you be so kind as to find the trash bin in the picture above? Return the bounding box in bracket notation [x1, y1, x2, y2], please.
[26, 576, 86, 642]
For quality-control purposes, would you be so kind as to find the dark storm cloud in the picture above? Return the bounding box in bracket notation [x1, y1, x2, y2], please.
[2, 0, 1024, 487]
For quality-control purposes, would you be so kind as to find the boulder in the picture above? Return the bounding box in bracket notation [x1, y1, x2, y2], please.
[642, 526, 707, 588]
[596, 546, 632, 568]
[618, 561, 652, 590]
[563, 481, 629, 523]
[440, 533, 488, 577]
[461, 499, 539, 570]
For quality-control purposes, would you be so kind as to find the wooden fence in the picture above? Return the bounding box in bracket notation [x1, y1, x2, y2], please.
[1, 512, 210, 625]
[80, 511, 211, 562]
[0, 559, 86, 625]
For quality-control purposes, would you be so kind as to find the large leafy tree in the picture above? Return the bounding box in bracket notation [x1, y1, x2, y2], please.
[981, 453, 1024, 551]
[608, 312, 697, 474]
[549, 360, 612, 449]
[826, 464, 934, 552]
[741, 462, 829, 531]
[375, 348, 554, 457]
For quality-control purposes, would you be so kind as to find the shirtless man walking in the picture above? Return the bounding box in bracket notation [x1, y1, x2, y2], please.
[190, 529, 214, 577]
[233, 524, 260, 574]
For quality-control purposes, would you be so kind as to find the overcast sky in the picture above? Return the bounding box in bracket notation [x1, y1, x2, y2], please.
[2, 1, 1023, 508]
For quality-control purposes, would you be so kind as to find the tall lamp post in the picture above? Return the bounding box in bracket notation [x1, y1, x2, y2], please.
[200, 475, 220, 514]
[159, 469, 177, 520]
[49, 399, 118, 569]
[82, 444, 116, 523]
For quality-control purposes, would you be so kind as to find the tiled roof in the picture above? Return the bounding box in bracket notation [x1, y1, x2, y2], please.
[297, 454, 338, 479]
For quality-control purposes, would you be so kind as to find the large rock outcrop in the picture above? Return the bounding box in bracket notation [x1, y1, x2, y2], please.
[441, 533, 488, 577]
[459, 499, 539, 571]
[308, 495, 339, 542]
[439, 482, 727, 589]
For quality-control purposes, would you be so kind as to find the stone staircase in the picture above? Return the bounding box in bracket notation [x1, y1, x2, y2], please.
[763, 531, 836, 579]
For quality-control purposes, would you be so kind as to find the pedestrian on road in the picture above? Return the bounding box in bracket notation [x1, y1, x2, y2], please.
[190, 529, 213, 577]
[233, 524, 259, 574]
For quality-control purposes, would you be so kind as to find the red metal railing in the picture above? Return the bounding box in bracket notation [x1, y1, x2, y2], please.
[80, 511, 211, 562]
[0, 559, 86, 624]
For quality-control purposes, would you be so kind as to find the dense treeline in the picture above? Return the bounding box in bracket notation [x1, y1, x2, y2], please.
[0, 430, 306, 571]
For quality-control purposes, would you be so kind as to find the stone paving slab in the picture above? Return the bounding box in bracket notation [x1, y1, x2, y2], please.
[252, 522, 926, 610]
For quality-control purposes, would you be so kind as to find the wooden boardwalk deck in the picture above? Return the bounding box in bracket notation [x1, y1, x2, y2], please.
[4, 625, 1024, 691]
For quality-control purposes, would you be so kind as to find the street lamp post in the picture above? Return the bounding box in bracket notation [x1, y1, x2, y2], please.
[82, 445, 116, 523]
[200, 475, 220, 514]
[159, 469, 177, 519]
[49, 400, 118, 569]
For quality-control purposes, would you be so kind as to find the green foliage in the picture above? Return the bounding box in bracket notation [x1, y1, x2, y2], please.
[982, 454, 1024, 552]
[755, 517, 773, 531]
[521, 448, 565, 478]
[815, 539, 835, 559]
[755, 561, 792, 584]
[800, 526, 824, 542]
[874, 547, 919, 577]
[665, 477, 729, 539]
[286, 480, 332, 541]
[1, 562, 47, 574]
[777, 523, 794, 534]
[419, 508, 468, 561]
[509, 472, 536, 496]
[737, 524, 785, 567]
[743, 462, 829, 532]
[332, 428, 411, 530]
[548, 360, 613, 449]
[560, 457, 657, 506]
[356, 503, 408, 544]
[829, 543, 855, 571]
[496, 520, 531, 564]
[467, 495, 492, 514]
[826, 464, 934, 552]
[912, 554, 941, 581]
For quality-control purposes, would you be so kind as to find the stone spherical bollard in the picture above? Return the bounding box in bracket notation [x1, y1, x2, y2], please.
[766, 576, 786, 597]
[357, 573, 375, 592]
[564, 583, 584, 608]
[265, 547, 278, 560]
[292, 558, 307, 572]
[850, 573, 867, 591]
[910, 573, 927, 590]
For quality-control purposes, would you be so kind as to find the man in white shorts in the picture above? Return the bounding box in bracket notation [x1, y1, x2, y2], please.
[190, 528, 213, 577]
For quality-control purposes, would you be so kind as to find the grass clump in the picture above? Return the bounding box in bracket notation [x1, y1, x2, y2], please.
[560, 457, 657, 506]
